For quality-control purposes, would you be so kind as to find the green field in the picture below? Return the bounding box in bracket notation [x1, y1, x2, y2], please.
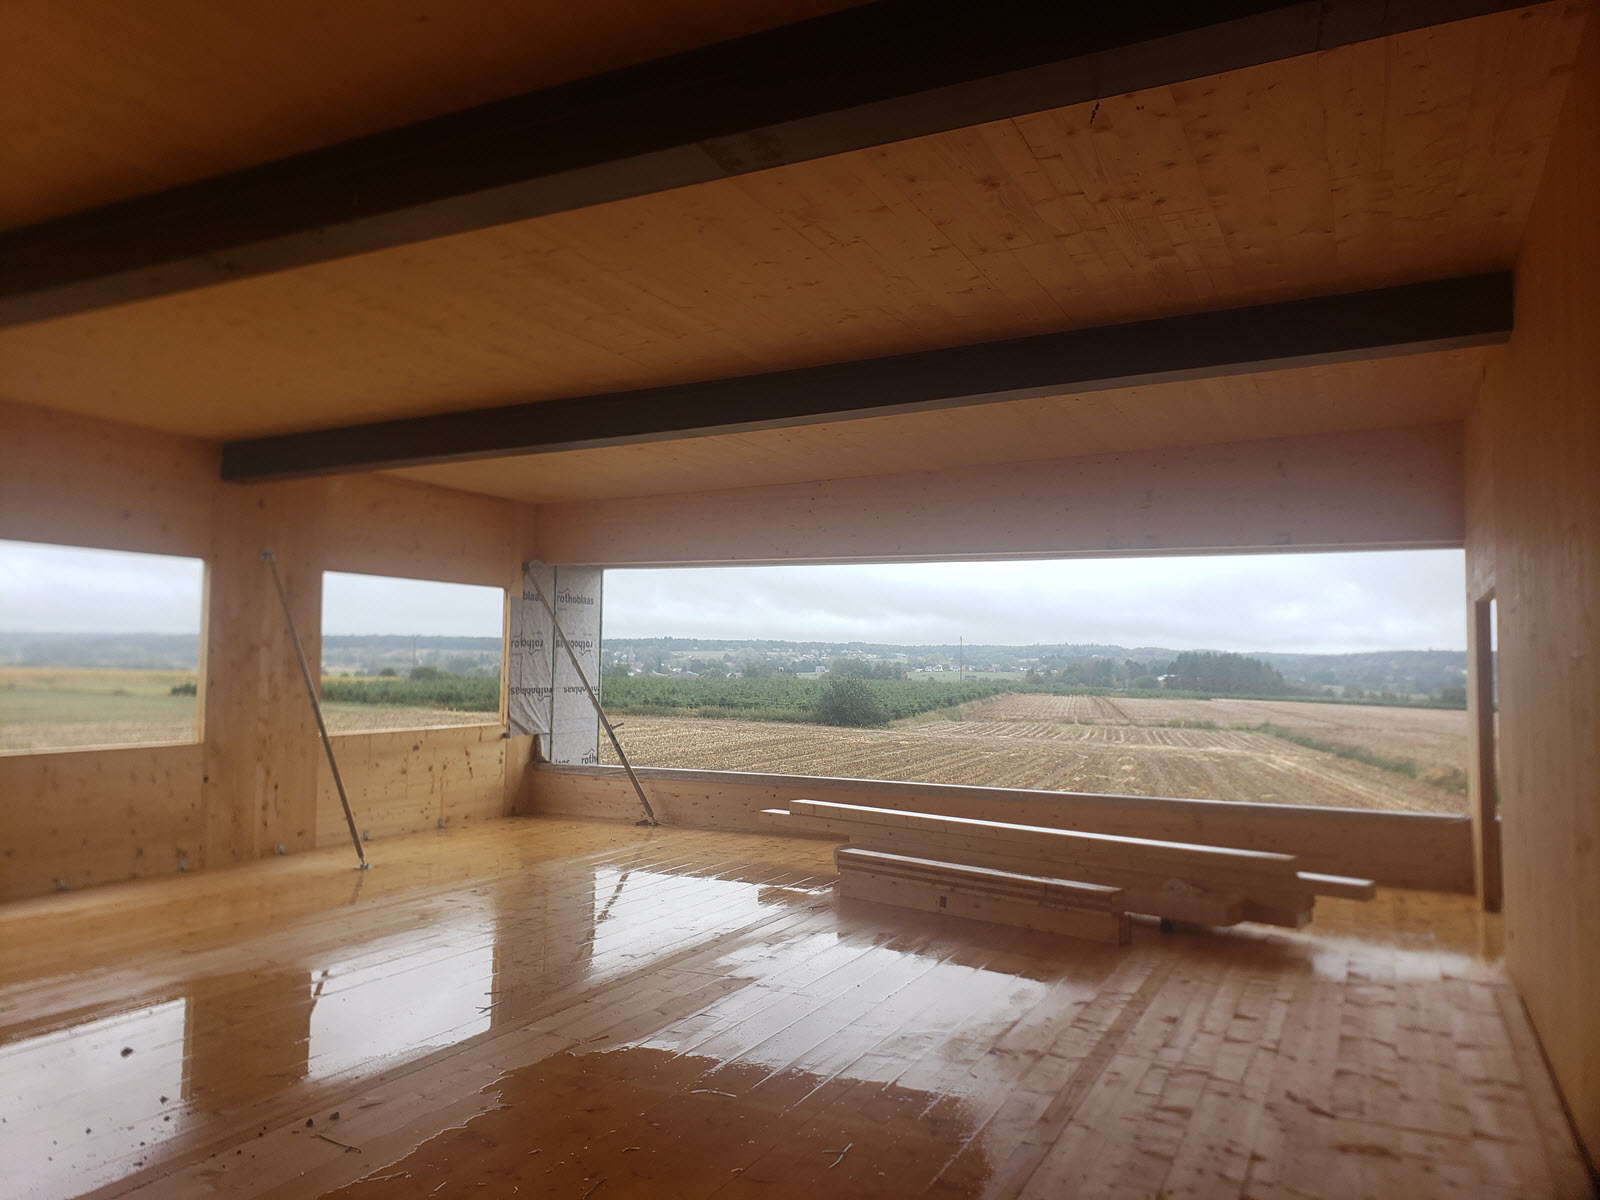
[319, 674, 499, 712]
[2, 663, 1465, 754]
[598, 674, 1011, 723]
[592, 673, 1462, 726]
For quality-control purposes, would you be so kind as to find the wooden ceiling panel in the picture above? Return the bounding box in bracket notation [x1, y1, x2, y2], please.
[386, 350, 1485, 504]
[0, 0, 866, 231]
[0, 5, 1582, 443]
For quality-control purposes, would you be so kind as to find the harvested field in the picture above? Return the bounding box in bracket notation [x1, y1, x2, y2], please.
[1, 716, 197, 752]
[0, 666, 495, 752]
[966, 693, 1468, 781]
[605, 693, 1469, 814]
[0, 704, 492, 752]
[967, 694, 1138, 723]
[1, 668, 197, 751]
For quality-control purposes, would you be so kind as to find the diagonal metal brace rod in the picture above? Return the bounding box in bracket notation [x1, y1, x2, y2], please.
[262, 548, 369, 869]
[524, 569, 659, 827]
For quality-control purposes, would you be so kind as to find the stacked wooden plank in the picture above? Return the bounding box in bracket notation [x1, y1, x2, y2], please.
[763, 799, 1376, 934]
[834, 846, 1132, 944]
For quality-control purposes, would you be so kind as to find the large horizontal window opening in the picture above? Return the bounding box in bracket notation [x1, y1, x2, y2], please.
[320, 572, 505, 734]
[598, 551, 1469, 815]
[0, 540, 205, 754]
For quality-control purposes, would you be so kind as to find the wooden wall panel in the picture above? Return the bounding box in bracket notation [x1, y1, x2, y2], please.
[315, 725, 511, 847]
[199, 480, 327, 868]
[0, 402, 535, 900]
[1466, 16, 1600, 1163]
[321, 476, 524, 588]
[537, 424, 1465, 566]
[0, 744, 204, 901]
[0, 399, 216, 557]
[523, 765, 1474, 893]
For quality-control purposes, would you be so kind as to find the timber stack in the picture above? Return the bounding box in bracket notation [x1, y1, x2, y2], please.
[762, 798, 1376, 945]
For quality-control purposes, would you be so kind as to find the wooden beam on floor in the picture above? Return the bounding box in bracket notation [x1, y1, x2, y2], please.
[834, 846, 1134, 944]
[768, 799, 1322, 928]
[219, 274, 1511, 480]
[0, 0, 1536, 327]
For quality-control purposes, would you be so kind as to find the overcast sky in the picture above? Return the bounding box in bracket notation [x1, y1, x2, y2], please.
[322, 571, 503, 636]
[1, 541, 1465, 653]
[602, 552, 1467, 653]
[1, 541, 208, 634]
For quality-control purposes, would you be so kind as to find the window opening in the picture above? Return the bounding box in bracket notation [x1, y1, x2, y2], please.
[319, 571, 505, 734]
[598, 551, 1469, 814]
[0, 540, 204, 753]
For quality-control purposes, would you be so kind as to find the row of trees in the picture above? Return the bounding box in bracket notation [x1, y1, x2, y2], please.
[1022, 651, 1291, 695]
[608, 654, 914, 680]
[1162, 651, 1292, 695]
[320, 667, 499, 711]
[826, 657, 909, 680]
[312, 655, 1459, 723]
[1025, 657, 1157, 689]
[602, 673, 1008, 725]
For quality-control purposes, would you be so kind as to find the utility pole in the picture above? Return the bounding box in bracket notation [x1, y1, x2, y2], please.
[959, 636, 964, 685]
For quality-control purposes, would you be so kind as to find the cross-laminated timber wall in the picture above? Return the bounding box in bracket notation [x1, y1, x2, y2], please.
[0, 400, 539, 900]
[0, 400, 1468, 905]
[536, 423, 1467, 567]
[1464, 14, 1600, 1162]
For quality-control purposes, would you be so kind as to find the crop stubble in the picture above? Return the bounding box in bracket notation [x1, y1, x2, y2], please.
[5, 672, 1469, 816]
[604, 693, 1468, 814]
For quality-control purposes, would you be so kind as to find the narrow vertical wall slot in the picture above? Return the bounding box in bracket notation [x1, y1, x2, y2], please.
[1470, 593, 1503, 911]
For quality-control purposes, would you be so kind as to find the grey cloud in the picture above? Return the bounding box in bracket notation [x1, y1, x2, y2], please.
[0, 544, 504, 639]
[1, 541, 205, 634]
[2, 539, 1466, 653]
[602, 551, 1467, 653]
[321, 572, 503, 637]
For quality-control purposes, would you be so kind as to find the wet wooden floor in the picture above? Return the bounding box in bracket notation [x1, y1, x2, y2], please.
[1, 817, 1590, 1198]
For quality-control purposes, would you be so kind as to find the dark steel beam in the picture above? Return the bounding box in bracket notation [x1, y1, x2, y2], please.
[1, 0, 1533, 327]
[219, 273, 1513, 481]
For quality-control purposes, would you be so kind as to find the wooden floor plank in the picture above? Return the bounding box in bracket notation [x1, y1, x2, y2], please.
[0, 816, 1588, 1200]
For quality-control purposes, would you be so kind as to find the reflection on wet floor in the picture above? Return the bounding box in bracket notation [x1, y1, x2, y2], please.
[308, 917, 495, 1080]
[0, 818, 1587, 1199]
[0, 822, 838, 1199]
[590, 866, 781, 959]
[325, 1044, 998, 1199]
[2, 898, 510, 1198]
[1, 999, 188, 1198]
